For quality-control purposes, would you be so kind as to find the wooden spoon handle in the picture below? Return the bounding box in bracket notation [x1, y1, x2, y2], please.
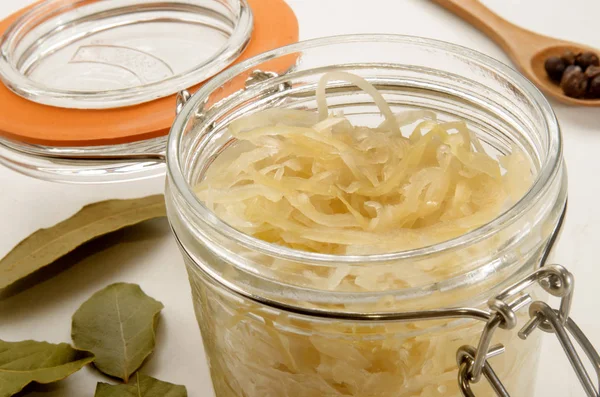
[431, 0, 553, 59]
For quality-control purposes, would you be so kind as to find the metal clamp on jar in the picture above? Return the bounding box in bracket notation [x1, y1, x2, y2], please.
[455, 258, 600, 396]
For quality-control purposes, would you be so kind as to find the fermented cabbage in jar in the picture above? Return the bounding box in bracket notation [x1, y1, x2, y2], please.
[191, 72, 537, 397]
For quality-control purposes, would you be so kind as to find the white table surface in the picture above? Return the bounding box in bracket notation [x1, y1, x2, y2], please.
[1, 1, 600, 396]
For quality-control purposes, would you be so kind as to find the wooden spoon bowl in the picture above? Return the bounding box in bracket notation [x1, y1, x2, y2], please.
[432, 0, 600, 107]
[530, 44, 600, 107]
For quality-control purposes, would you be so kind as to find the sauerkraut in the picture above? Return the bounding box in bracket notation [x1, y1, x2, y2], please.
[196, 73, 530, 258]
[190, 72, 538, 397]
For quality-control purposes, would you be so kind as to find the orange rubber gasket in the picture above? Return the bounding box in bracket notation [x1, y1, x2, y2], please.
[0, 0, 299, 147]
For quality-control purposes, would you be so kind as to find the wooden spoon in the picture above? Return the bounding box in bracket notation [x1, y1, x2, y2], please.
[431, 0, 600, 107]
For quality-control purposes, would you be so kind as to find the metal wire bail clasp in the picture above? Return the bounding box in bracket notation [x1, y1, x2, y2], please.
[457, 264, 600, 397]
[176, 70, 291, 116]
[176, 89, 192, 115]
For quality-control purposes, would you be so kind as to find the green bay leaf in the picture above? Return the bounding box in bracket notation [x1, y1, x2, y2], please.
[71, 283, 164, 382]
[0, 195, 166, 292]
[0, 339, 94, 397]
[95, 373, 188, 397]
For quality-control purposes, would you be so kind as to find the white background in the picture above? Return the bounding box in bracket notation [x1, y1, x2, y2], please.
[1, 0, 600, 396]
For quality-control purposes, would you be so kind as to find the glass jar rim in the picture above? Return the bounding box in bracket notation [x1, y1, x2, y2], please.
[0, 0, 254, 109]
[167, 34, 563, 264]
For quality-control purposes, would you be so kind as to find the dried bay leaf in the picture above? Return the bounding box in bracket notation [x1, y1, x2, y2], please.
[95, 373, 188, 397]
[72, 283, 164, 382]
[0, 339, 94, 397]
[0, 195, 166, 291]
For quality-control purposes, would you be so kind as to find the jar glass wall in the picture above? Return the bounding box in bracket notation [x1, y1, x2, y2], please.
[166, 35, 567, 397]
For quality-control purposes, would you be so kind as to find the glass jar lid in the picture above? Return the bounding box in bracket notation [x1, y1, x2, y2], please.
[0, 0, 299, 182]
[0, 0, 254, 110]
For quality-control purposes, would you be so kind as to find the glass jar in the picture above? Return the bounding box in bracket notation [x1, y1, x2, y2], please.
[165, 35, 567, 397]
